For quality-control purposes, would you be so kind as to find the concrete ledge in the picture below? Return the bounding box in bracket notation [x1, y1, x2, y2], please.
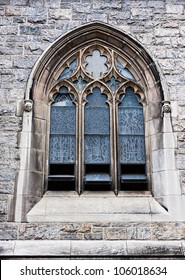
[27, 191, 168, 223]
[0, 240, 184, 257]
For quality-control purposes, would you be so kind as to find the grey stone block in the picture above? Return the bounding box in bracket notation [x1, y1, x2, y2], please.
[10, 0, 28, 6]
[20, 26, 41, 36]
[0, 241, 15, 256]
[19, 223, 62, 240]
[0, 223, 18, 240]
[71, 240, 127, 256]
[84, 233, 103, 240]
[127, 240, 183, 256]
[14, 240, 70, 256]
[151, 222, 185, 240]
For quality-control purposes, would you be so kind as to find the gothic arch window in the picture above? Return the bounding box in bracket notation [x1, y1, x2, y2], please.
[16, 23, 181, 222]
[48, 44, 147, 194]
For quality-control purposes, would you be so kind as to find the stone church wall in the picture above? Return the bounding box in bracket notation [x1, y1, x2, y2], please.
[0, 0, 185, 257]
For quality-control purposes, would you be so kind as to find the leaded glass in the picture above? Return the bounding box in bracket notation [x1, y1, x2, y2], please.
[116, 59, 135, 81]
[106, 76, 120, 91]
[119, 136, 145, 163]
[119, 87, 141, 107]
[85, 50, 108, 78]
[85, 135, 110, 163]
[118, 108, 144, 135]
[86, 87, 108, 107]
[58, 59, 77, 80]
[50, 107, 76, 134]
[85, 108, 110, 134]
[50, 135, 76, 163]
[49, 87, 76, 164]
[84, 87, 110, 164]
[118, 87, 145, 164]
[73, 76, 88, 91]
[53, 86, 75, 107]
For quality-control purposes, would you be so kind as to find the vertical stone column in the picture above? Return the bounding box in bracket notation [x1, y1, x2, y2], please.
[15, 100, 33, 222]
[153, 101, 184, 218]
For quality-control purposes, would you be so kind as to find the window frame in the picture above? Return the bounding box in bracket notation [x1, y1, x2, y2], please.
[48, 44, 148, 194]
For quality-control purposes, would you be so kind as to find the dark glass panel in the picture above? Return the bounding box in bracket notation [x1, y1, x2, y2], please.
[73, 76, 88, 91]
[84, 135, 110, 164]
[116, 59, 135, 81]
[106, 76, 120, 91]
[119, 135, 145, 164]
[49, 87, 76, 165]
[119, 87, 142, 107]
[50, 107, 76, 134]
[84, 87, 110, 164]
[118, 108, 144, 135]
[49, 135, 76, 163]
[118, 87, 146, 165]
[58, 59, 77, 80]
[86, 87, 108, 107]
[85, 107, 110, 134]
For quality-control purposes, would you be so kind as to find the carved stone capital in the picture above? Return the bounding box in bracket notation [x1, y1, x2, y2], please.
[23, 99, 33, 112]
[162, 101, 171, 115]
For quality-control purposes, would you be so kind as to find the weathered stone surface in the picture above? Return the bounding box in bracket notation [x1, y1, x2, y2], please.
[28, 0, 60, 8]
[127, 240, 182, 256]
[0, 26, 17, 35]
[84, 233, 103, 240]
[71, 240, 127, 256]
[0, 240, 15, 255]
[24, 42, 49, 54]
[0, 182, 14, 194]
[166, 4, 184, 14]
[49, 8, 72, 20]
[14, 240, 70, 256]
[5, 6, 22, 16]
[13, 55, 38, 69]
[151, 223, 185, 240]
[93, 0, 122, 9]
[0, 223, 18, 240]
[18, 223, 61, 240]
[10, 0, 28, 5]
[104, 227, 128, 240]
[20, 26, 41, 35]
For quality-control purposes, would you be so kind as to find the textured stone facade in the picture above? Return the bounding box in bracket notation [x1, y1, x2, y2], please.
[0, 0, 185, 257]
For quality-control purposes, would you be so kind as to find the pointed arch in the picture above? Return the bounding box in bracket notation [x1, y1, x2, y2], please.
[15, 22, 180, 222]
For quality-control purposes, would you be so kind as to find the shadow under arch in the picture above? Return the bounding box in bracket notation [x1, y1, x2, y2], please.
[15, 21, 181, 222]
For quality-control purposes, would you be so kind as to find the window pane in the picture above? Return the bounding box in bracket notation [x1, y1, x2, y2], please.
[49, 88, 76, 164]
[118, 108, 144, 135]
[85, 135, 110, 163]
[119, 135, 145, 163]
[50, 135, 76, 163]
[85, 107, 110, 134]
[50, 107, 76, 134]
[84, 87, 110, 164]
[118, 87, 145, 164]
[86, 87, 108, 107]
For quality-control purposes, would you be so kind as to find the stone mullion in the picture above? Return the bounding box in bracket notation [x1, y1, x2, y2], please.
[112, 97, 119, 195]
[76, 96, 84, 195]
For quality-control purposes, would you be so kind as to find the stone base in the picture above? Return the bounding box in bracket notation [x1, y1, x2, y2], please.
[0, 240, 185, 257]
[27, 191, 167, 222]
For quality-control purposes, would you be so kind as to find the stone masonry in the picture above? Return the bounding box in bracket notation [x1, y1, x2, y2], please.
[0, 0, 185, 257]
